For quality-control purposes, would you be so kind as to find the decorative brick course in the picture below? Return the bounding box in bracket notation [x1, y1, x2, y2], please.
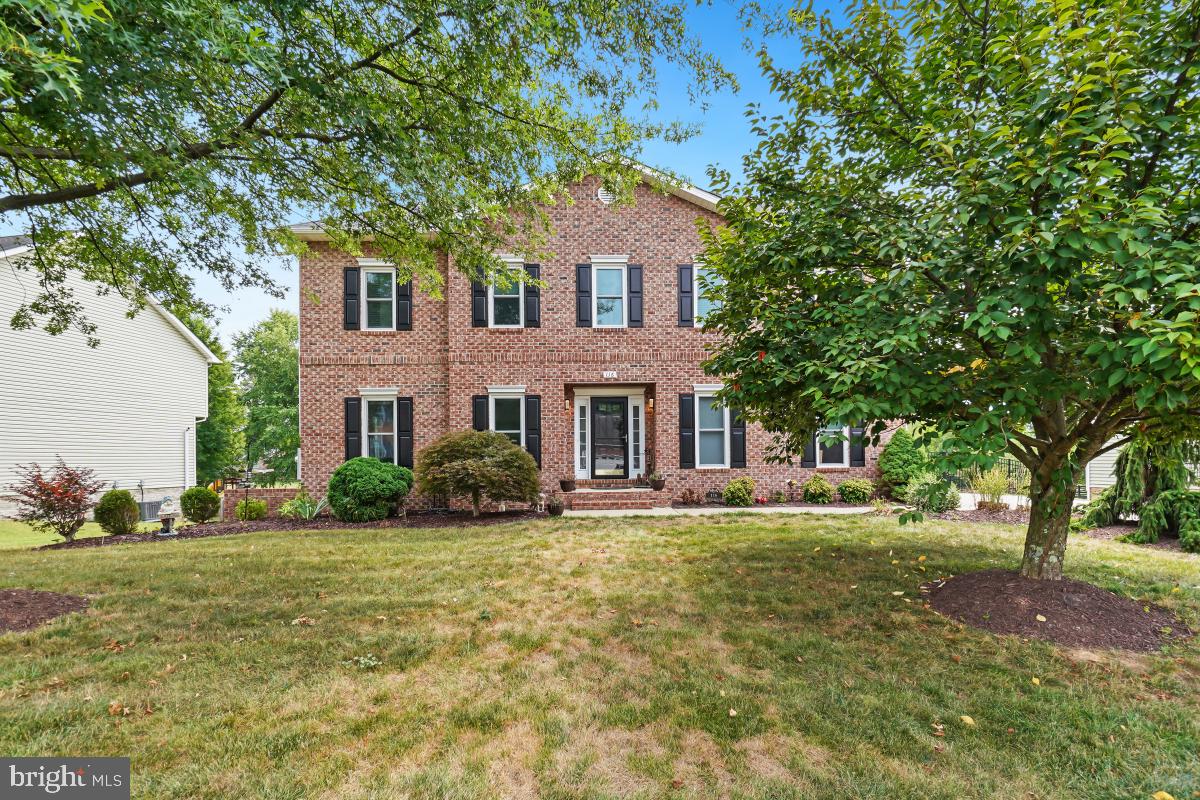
[299, 177, 894, 507]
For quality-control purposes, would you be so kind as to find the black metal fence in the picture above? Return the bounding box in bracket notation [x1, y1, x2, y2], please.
[946, 457, 1087, 499]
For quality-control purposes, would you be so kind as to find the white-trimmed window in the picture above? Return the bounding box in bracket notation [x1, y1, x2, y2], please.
[488, 281, 523, 327]
[592, 257, 627, 328]
[696, 393, 730, 468]
[362, 268, 396, 330]
[365, 398, 397, 463]
[694, 263, 724, 327]
[816, 424, 850, 468]
[490, 393, 525, 446]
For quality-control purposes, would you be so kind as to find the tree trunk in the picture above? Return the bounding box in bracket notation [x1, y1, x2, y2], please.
[1019, 472, 1079, 580]
[471, 489, 481, 517]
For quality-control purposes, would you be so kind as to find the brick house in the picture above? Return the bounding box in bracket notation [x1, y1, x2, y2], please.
[294, 170, 889, 510]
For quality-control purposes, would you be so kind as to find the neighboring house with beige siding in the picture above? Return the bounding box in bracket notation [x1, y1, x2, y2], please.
[0, 237, 218, 515]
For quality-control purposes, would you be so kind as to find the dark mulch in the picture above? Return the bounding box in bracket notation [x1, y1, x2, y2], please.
[0, 589, 89, 633]
[671, 501, 869, 510]
[935, 506, 1031, 525]
[37, 510, 544, 551]
[1080, 524, 1183, 552]
[924, 569, 1190, 652]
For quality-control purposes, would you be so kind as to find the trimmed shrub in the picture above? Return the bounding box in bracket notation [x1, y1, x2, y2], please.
[6, 458, 105, 542]
[181, 486, 221, 523]
[722, 476, 755, 506]
[235, 498, 268, 521]
[877, 428, 926, 497]
[837, 478, 875, 504]
[415, 431, 538, 517]
[328, 457, 414, 522]
[802, 474, 835, 504]
[94, 489, 140, 535]
[906, 472, 960, 514]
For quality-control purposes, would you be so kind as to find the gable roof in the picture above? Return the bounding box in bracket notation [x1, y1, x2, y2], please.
[0, 240, 220, 364]
[288, 163, 721, 241]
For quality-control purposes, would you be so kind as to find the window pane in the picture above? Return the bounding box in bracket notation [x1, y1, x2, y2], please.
[501, 431, 521, 445]
[493, 296, 521, 326]
[699, 431, 725, 466]
[596, 298, 624, 326]
[493, 397, 521, 432]
[368, 434, 395, 463]
[366, 299, 392, 329]
[493, 282, 520, 297]
[696, 266, 723, 323]
[595, 267, 623, 296]
[819, 440, 845, 464]
[367, 400, 394, 433]
[698, 396, 724, 429]
[366, 271, 393, 299]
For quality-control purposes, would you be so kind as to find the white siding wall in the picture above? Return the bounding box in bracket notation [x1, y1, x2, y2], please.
[1087, 446, 1121, 491]
[0, 259, 210, 507]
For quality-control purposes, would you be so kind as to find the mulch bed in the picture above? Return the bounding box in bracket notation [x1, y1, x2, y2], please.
[934, 506, 1031, 525]
[37, 509, 544, 551]
[1079, 524, 1183, 552]
[924, 569, 1190, 652]
[671, 501, 869, 510]
[0, 589, 89, 633]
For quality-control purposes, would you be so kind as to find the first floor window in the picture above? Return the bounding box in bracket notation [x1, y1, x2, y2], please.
[491, 395, 523, 445]
[489, 281, 522, 327]
[817, 424, 849, 467]
[364, 269, 395, 330]
[366, 398, 396, 462]
[697, 394, 728, 468]
[694, 264, 724, 326]
[594, 264, 626, 327]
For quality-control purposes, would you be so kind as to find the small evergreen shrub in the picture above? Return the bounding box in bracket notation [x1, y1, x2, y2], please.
[877, 428, 926, 497]
[415, 431, 537, 517]
[180, 486, 221, 523]
[837, 478, 875, 504]
[330, 457, 415, 522]
[94, 489, 140, 535]
[722, 476, 755, 506]
[235, 498, 268, 521]
[1126, 489, 1200, 552]
[802, 474, 835, 504]
[906, 472, 960, 514]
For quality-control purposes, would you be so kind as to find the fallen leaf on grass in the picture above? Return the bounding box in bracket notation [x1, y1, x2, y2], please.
[1035, 614, 1047, 622]
[728, 708, 737, 717]
[291, 616, 316, 626]
[960, 715, 976, 727]
[1151, 792, 1175, 800]
[892, 591, 905, 596]
[1031, 677, 1041, 686]
[107, 701, 128, 717]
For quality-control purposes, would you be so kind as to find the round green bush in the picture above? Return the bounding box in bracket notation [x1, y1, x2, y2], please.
[802, 474, 835, 504]
[94, 489, 140, 535]
[235, 497, 268, 521]
[328, 457, 414, 522]
[722, 476, 755, 507]
[837, 478, 875, 504]
[181, 486, 221, 523]
[878, 428, 927, 497]
[906, 472, 960, 514]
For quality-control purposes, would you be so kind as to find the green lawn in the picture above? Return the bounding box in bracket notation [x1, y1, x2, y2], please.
[0, 519, 163, 550]
[2, 515, 1198, 800]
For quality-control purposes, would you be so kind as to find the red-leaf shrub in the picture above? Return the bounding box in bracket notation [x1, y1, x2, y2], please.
[6, 458, 105, 542]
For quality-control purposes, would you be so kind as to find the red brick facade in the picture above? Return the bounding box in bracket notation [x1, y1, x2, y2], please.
[298, 177, 890, 508]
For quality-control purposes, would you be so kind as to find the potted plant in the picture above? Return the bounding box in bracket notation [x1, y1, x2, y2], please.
[648, 471, 666, 491]
[547, 493, 565, 517]
[559, 475, 577, 492]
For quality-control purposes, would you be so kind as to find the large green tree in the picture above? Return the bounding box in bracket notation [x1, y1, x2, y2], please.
[1, 0, 730, 342]
[704, 0, 1200, 579]
[233, 310, 298, 485]
[174, 310, 246, 485]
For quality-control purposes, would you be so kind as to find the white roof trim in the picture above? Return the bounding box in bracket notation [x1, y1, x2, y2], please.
[143, 294, 221, 364]
[0, 244, 33, 261]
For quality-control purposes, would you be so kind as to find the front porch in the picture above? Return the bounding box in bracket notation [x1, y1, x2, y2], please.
[568, 384, 656, 482]
[561, 476, 672, 510]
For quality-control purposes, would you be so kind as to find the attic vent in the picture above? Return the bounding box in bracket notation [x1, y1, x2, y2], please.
[597, 186, 617, 204]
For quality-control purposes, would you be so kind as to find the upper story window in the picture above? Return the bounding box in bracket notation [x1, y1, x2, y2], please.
[363, 268, 396, 330]
[696, 392, 729, 468]
[694, 263, 724, 327]
[592, 256, 628, 328]
[489, 281, 523, 327]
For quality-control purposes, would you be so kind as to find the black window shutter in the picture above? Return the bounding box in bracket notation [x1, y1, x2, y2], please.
[344, 397, 362, 460]
[576, 264, 592, 327]
[343, 268, 360, 330]
[677, 264, 694, 327]
[395, 279, 412, 331]
[628, 264, 644, 327]
[849, 424, 867, 467]
[679, 393, 695, 469]
[730, 409, 747, 469]
[396, 397, 414, 469]
[524, 395, 542, 468]
[801, 431, 817, 468]
[524, 264, 540, 328]
[471, 281, 488, 327]
[472, 395, 488, 431]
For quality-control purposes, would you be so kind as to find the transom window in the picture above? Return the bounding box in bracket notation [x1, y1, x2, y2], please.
[697, 394, 729, 468]
[593, 264, 627, 327]
[817, 424, 850, 468]
[694, 264, 724, 326]
[365, 398, 396, 463]
[491, 395, 524, 445]
[489, 281, 523, 327]
[363, 269, 395, 330]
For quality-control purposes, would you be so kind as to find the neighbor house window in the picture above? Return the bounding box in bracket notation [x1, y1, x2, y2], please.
[697, 393, 729, 468]
[593, 263, 627, 327]
[488, 281, 523, 327]
[816, 423, 850, 468]
[365, 398, 396, 462]
[491, 394, 524, 445]
[363, 269, 395, 330]
[694, 264, 724, 326]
